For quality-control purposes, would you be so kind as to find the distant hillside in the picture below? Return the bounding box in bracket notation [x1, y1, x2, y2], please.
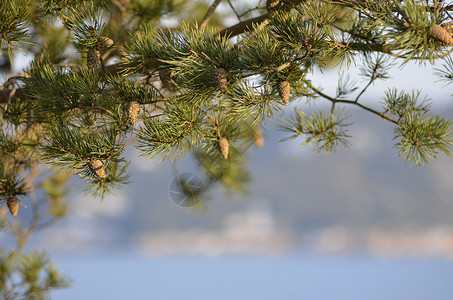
[27, 105, 453, 255]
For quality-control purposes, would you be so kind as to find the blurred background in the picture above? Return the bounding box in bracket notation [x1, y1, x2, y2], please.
[2, 2, 453, 298]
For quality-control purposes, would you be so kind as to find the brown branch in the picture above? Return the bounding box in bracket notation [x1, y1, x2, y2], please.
[307, 82, 399, 125]
[215, 0, 305, 39]
[200, 0, 223, 31]
[227, 0, 242, 21]
[216, 14, 269, 39]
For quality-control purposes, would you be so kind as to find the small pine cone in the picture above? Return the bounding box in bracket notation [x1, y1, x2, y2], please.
[213, 68, 227, 93]
[159, 69, 172, 89]
[254, 130, 264, 149]
[381, 44, 391, 54]
[99, 36, 114, 48]
[7, 196, 19, 217]
[431, 24, 453, 46]
[218, 137, 229, 159]
[88, 159, 106, 179]
[441, 22, 453, 36]
[267, 0, 280, 18]
[124, 101, 140, 125]
[278, 81, 290, 104]
[87, 48, 101, 69]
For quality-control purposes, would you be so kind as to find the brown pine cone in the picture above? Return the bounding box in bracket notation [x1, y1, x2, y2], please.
[88, 159, 106, 179]
[7, 196, 19, 216]
[254, 130, 264, 149]
[159, 69, 172, 90]
[124, 101, 140, 125]
[99, 36, 114, 48]
[218, 137, 229, 159]
[87, 48, 101, 69]
[431, 24, 453, 46]
[213, 68, 227, 93]
[278, 81, 290, 104]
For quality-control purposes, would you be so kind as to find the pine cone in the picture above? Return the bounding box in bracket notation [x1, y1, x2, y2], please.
[213, 68, 227, 93]
[88, 159, 106, 179]
[381, 44, 391, 53]
[99, 36, 114, 48]
[254, 130, 264, 149]
[267, 0, 281, 18]
[7, 196, 19, 216]
[441, 22, 453, 36]
[218, 137, 229, 159]
[431, 24, 453, 46]
[87, 48, 101, 69]
[124, 101, 140, 125]
[278, 81, 290, 104]
[159, 69, 172, 89]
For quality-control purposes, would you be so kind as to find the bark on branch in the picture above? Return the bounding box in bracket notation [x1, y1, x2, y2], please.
[200, 0, 223, 31]
[216, 14, 269, 38]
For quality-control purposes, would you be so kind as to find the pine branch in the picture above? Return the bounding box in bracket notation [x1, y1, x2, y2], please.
[305, 81, 399, 124]
[217, 14, 269, 38]
[200, 0, 223, 30]
[2, 0, 453, 206]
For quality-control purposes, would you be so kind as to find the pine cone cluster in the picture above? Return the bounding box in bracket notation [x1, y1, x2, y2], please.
[88, 159, 106, 179]
[278, 80, 290, 104]
[213, 68, 227, 93]
[218, 137, 229, 159]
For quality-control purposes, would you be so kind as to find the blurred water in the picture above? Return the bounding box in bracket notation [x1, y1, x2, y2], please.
[51, 252, 453, 300]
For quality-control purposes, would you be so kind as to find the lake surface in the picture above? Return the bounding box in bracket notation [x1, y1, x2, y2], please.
[51, 252, 453, 300]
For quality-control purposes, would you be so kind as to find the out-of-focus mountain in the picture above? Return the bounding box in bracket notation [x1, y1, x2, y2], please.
[28, 104, 453, 257]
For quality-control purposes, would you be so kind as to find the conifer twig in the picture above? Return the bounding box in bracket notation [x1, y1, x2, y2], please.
[216, 14, 269, 38]
[306, 82, 398, 124]
[227, 0, 241, 20]
[200, 0, 223, 31]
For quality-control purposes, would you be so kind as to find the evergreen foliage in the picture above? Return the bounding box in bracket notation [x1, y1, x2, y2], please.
[0, 249, 71, 299]
[1, 0, 453, 296]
